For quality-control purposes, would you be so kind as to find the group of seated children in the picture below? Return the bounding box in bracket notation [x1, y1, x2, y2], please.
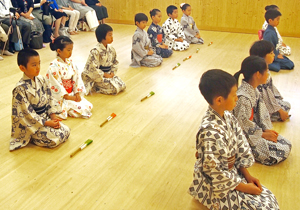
[130, 4, 204, 67]
[10, 23, 125, 151]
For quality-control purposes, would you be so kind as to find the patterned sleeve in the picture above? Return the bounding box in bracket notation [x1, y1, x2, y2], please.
[132, 33, 148, 59]
[147, 26, 160, 48]
[83, 49, 104, 83]
[263, 30, 279, 61]
[111, 47, 119, 74]
[198, 129, 242, 198]
[162, 22, 176, 42]
[177, 21, 186, 39]
[233, 96, 263, 145]
[46, 64, 68, 102]
[71, 61, 85, 95]
[192, 17, 200, 34]
[180, 16, 196, 37]
[43, 77, 62, 115]
[10, 86, 46, 150]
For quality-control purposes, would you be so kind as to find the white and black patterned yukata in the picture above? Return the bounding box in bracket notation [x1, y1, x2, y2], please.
[82, 43, 126, 95]
[10, 74, 70, 151]
[180, 14, 204, 44]
[147, 22, 173, 58]
[162, 17, 189, 51]
[233, 80, 292, 165]
[130, 27, 163, 67]
[189, 106, 279, 210]
[257, 73, 291, 122]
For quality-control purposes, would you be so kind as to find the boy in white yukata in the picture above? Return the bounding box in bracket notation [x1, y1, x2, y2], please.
[189, 69, 279, 210]
[162, 5, 189, 51]
[250, 40, 291, 122]
[47, 36, 93, 119]
[180, 3, 204, 44]
[233, 56, 291, 166]
[82, 24, 126, 95]
[130, 13, 163, 68]
[10, 49, 70, 151]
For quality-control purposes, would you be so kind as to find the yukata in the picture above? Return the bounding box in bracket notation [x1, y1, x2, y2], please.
[257, 72, 291, 122]
[180, 14, 204, 44]
[263, 21, 291, 56]
[233, 80, 292, 166]
[162, 17, 189, 51]
[147, 22, 173, 58]
[130, 27, 163, 68]
[46, 57, 93, 119]
[82, 43, 126, 95]
[10, 74, 70, 151]
[263, 25, 294, 72]
[189, 106, 279, 210]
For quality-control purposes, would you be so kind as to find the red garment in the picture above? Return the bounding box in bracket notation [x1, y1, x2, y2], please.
[157, 34, 163, 43]
[249, 108, 254, 121]
[62, 79, 73, 94]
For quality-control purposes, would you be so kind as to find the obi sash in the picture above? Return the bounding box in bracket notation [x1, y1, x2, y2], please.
[157, 34, 163, 43]
[33, 105, 46, 115]
[249, 108, 254, 121]
[100, 65, 112, 72]
[228, 155, 236, 171]
[62, 79, 73, 94]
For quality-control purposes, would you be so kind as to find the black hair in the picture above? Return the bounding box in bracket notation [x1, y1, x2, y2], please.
[150, 9, 160, 18]
[180, 3, 190, 11]
[199, 69, 237, 105]
[166, 5, 177, 15]
[234, 56, 267, 84]
[265, 5, 279, 11]
[250, 40, 274, 58]
[50, 36, 73, 52]
[265, 9, 281, 23]
[135, 13, 148, 24]
[17, 48, 39, 67]
[95, 24, 113, 42]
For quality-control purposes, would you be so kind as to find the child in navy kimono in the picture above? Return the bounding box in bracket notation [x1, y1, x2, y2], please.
[10, 49, 70, 151]
[189, 69, 279, 210]
[130, 13, 163, 68]
[147, 9, 173, 58]
[250, 40, 291, 122]
[180, 3, 203, 44]
[162, 5, 189, 51]
[263, 9, 294, 72]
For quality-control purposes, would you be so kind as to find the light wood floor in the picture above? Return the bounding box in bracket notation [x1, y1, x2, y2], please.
[0, 24, 299, 210]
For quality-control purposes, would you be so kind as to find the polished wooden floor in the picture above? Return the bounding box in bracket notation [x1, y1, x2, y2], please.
[0, 24, 299, 210]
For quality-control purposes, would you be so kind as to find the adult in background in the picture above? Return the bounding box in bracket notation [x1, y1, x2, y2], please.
[85, 0, 107, 24]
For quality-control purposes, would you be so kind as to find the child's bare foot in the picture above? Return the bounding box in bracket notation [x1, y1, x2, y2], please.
[69, 31, 77, 35]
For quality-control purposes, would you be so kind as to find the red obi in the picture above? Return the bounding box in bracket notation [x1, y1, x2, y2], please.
[62, 79, 73, 94]
[249, 108, 254, 121]
[157, 34, 163, 43]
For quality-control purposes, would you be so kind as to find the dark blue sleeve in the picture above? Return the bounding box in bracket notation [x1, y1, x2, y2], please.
[263, 30, 279, 61]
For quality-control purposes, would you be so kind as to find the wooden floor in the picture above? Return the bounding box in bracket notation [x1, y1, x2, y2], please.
[0, 24, 299, 210]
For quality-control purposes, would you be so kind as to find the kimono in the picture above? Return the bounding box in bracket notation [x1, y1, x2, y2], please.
[82, 43, 126, 95]
[257, 73, 291, 122]
[180, 14, 204, 44]
[130, 27, 163, 68]
[262, 21, 291, 56]
[189, 106, 279, 210]
[233, 80, 292, 165]
[10, 74, 70, 151]
[46, 57, 93, 119]
[147, 22, 173, 58]
[162, 17, 189, 51]
[263, 25, 294, 72]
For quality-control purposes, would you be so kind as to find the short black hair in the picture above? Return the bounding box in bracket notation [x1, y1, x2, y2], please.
[150, 9, 160, 18]
[135, 13, 148, 24]
[95, 24, 113, 42]
[166, 5, 177, 15]
[17, 49, 39, 67]
[250, 40, 274, 58]
[265, 9, 281, 23]
[50, 36, 73, 51]
[265, 5, 279, 11]
[180, 3, 190, 11]
[199, 69, 237, 105]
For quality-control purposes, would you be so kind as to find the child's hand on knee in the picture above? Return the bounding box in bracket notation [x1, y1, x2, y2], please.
[262, 130, 278, 142]
[278, 109, 289, 121]
[45, 119, 61, 129]
[277, 54, 284, 59]
[75, 93, 81, 102]
[147, 49, 154, 55]
[104, 73, 113, 78]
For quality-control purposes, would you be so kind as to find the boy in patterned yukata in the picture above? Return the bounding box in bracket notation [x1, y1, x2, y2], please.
[263, 9, 294, 72]
[250, 40, 291, 122]
[147, 9, 173, 58]
[10, 49, 70, 151]
[233, 56, 291, 166]
[82, 24, 126, 94]
[262, 5, 291, 56]
[47, 36, 93, 119]
[189, 69, 279, 210]
[130, 13, 163, 68]
[162, 5, 189, 51]
[180, 3, 204, 44]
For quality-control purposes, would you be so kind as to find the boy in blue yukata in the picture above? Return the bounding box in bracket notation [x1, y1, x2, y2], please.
[263, 9, 294, 72]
